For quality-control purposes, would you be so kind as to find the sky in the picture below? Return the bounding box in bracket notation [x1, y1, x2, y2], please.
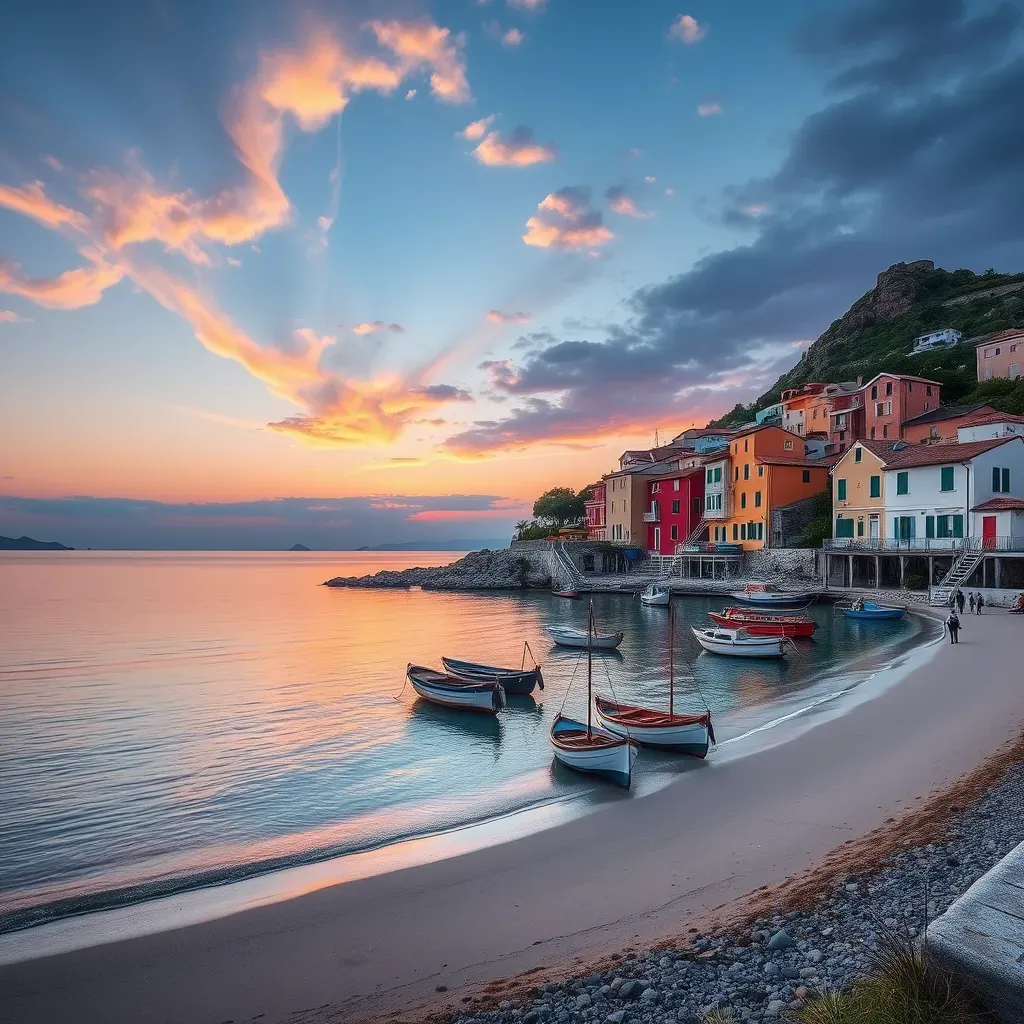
[2, 0, 1023, 549]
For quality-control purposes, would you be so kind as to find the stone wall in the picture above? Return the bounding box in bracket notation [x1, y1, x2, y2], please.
[770, 496, 822, 548]
[743, 547, 822, 585]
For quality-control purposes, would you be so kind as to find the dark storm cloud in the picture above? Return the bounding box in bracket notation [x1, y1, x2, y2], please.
[444, 0, 1024, 456]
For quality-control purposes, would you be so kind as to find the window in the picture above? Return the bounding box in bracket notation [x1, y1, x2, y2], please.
[940, 466, 954, 491]
[784, 439, 794, 450]
[1013, 344, 1018, 353]
[733, 523, 738, 540]
[875, 402, 885, 416]
[673, 479, 680, 491]
[929, 426, 939, 440]
[854, 447, 862, 463]
[857, 519, 864, 537]
[896, 471, 909, 495]
[871, 385, 878, 400]
[837, 478, 847, 501]
[985, 347, 995, 358]
[670, 525, 678, 541]
[996, 348, 1001, 356]
[735, 466, 740, 481]
[883, 425, 888, 439]
[758, 465, 764, 477]
[610, 500, 615, 513]
[886, 381, 893, 396]
[926, 515, 934, 539]
[706, 495, 713, 511]
[734, 443, 738, 454]
[755, 490, 762, 507]
[714, 467, 722, 483]
[1011, 363, 1021, 378]
[908, 382, 913, 393]
[740, 524, 747, 540]
[813, 408, 818, 419]
[953, 514, 964, 538]
[744, 463, 750, 480]
[671, 500, 680, 514]
[802, 470, 811, 483]
[926, 385, 933, 397]
[871, 427, 876, 439]
[870, 475, 881, 498]
[741, 493, 747, 509]
[994, 467, 1011, 492]
[835, 517, 855, 538]
[652, 482, 660, 493]
[706, 469, 713, 484]
[744, 438, 749, 452]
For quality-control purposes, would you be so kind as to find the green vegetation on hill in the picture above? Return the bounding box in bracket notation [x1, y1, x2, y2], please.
[709, 262, 1024, 428]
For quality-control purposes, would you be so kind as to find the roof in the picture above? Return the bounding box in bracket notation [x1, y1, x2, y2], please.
[647, 466, 706, 484]
[971, 497, 1024, 512]
[603, 457, 680, 479]
[955, 410, 1024, 429]
[968, 327, 1024, 348]
[882, 436, 1020, 470]
[860, 371, 942, 389]
[902, 403, 993, 427]
[724, 423, 804, 444]
[758, 454, 836, 469]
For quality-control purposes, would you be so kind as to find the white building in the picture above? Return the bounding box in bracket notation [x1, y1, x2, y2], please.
[910, 328, 962, 355]
[970, 498, 1024, 545]
[703, 455, 729, 527]
[955, 411, 1024, 443]
[882, 436, 1024, 545]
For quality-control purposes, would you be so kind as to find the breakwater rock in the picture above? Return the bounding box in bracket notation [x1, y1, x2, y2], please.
[324, 548, 553, 590]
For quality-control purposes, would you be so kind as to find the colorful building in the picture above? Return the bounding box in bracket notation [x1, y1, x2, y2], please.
[831, 439, 893, 542]
[974, 328, 1024, 381]
[584, 481, 606, 540]
[901, 404, 995, 445]
[861, 373, 941, 441]
[604, 462, 675, 545]
[780, 383, 828, 436]
[643, 468, 705, 554]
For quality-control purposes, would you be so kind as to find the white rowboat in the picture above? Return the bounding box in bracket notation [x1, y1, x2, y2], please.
[547, 625, 624, 649]
[406, 664, 506, 713]
[550, 714, 638, 787]
[729, 584, 813, 608]
[691, 626, 785, 658]
[639, 583, 670, 606]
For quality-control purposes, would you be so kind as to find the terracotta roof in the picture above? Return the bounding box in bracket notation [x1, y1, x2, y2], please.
[971, 497, 1024, 512]
[955, 410, 1024, 429]
[881, 436, 1020, 470]
[758, 454, 835, 468]
[969, 327, 1024, 348]
[647, 466, 706, 483]
[860, 371, 942, 389]
[854, 439, 903, 461]
[902, 403, 994, 427]
[723, 423, 804, 444]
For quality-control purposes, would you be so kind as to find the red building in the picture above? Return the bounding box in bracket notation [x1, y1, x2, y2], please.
[861, 373, 941, 441]
[584, 480, 606, 540]
[643, 468, 705, 554]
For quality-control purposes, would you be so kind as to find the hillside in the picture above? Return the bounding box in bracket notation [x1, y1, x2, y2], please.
[709, 260, 1024, 427]
[0, 534, 73, 550]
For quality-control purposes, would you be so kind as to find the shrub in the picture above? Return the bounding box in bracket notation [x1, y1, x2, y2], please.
[903, 571, 929, 591]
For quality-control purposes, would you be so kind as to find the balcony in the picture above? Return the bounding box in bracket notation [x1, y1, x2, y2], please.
[642, 509, 660, 523]
[824, 537, 1024, 553]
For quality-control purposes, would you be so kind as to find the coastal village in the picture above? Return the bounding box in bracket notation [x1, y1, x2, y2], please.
[569, 324, 1024, 605]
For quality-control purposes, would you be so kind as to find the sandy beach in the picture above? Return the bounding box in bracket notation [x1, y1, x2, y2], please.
[2, 609, 1022, 1024]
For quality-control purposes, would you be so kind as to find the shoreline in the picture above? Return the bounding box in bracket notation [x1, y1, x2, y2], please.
[3, 610, 1021, 1024]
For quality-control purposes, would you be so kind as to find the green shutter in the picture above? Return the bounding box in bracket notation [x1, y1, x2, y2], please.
[836, 518, 854, 538]
[837, 478, 847, 501]
[925, 516, 934, 539]
[953, 515, 964, 538]
[941, 466, 954, 491]
[937, 516, 949, 539]
[870, 476, 880, 498]
[993, 467, 1001, 492]
[733, 523, 738, 540]
[897, 472, 908, 495]
[857, 519, 864, 537]
[740, 523, 746, 540]
[1003, 468, 1010, 492]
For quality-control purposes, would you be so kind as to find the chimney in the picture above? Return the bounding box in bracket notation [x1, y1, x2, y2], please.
[856, 375, 863, 387]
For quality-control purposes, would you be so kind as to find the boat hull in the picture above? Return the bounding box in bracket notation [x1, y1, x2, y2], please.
[549, 715, 637, 786]
[406, 666, 505, 713]
[730, 591, 812, 608]
[640, 593, 670, 606]
[708, 610, 816, 637]
[547, 628, 624, 650]
[551, 590, 581, 599]
[440, 657, 542, 694]
[691, 627, 785, 658]
[594, 697, 712, 756]
[842, 604, 906, 621]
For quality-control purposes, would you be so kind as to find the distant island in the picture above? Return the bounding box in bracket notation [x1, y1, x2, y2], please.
[354, 539, 508, 551]
[289, 543, 311, 551]
[0, 534, 73, 550]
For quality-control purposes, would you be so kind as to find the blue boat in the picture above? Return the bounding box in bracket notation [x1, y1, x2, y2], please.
[842, 601, 906, 621]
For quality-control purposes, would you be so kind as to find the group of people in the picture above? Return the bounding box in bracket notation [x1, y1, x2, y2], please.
[945, 589, 987, 644]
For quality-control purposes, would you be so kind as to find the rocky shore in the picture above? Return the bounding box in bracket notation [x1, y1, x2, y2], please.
[440, 751, 1024, 1024]
[324, 548, 553, 590]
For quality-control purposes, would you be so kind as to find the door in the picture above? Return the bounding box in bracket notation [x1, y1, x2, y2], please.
[869, 516, 879, 540]
[983, 515, 997, 549]
[653, 526, 661, 553]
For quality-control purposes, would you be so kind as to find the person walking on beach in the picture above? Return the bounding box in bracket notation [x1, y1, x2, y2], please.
[976, 592, 985, 614]
[946, 609, 961, 644]
[956, 589, 965, 614]
[968, 592, 976, 614]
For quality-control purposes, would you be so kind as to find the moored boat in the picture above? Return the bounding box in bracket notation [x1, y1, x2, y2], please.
[441, 655, 544, 694]
[406, 664, 506, 713]
[708, 606, 817, 638]
[691, 625, 786, 658]
[548, 625, 624, 649]
[639, 583, 671, 606]
[841, 601, 906, 621]
[551, 589, 581, 599]
[729, 583, 814, 608]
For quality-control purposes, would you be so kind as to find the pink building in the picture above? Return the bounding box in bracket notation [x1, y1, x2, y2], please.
[584, 481, 606, 540]
[975, 328, 1024, 381]
[861, 372, 941, 442]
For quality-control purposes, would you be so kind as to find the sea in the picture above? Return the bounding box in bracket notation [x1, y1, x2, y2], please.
[0, 550, 928, 939]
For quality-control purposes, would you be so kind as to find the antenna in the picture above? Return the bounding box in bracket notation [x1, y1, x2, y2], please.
[654, 427, 660, 448]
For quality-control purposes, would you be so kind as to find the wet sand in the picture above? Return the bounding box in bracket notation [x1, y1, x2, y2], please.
[2, 610, 1022, 1024]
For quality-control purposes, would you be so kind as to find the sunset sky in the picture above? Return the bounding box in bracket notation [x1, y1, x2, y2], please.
[2, 0, 1023, 548]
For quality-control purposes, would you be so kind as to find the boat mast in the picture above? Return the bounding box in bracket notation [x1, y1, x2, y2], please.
[587, 600, 593, 740]
[668, 599, 674, 717]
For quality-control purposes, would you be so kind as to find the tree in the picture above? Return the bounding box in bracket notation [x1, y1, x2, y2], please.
[514, 520, 530, 540]
[533, 487, 586, 527]
[577, 481, 600, 504]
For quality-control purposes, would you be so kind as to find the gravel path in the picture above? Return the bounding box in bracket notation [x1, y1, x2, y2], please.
[444, 760, 1024, 1023]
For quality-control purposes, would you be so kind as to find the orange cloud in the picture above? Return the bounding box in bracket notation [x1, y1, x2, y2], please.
[669, 14, 705, 44]
[0, 181, 88, 231]
[368, 20, 471, 104]
[486, 309, 531, 324]
[606, 188, 652, 219]
[0, 309, 30, 323]
[523, 187, 614, 250]
[0, 253, 124, 309]
[461, 115, 495, 140]
[472, 127, 556, 167]
[352, 321, 404, 335]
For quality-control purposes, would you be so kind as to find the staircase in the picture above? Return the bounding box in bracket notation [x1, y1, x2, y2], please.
[551, 543, 587, 589]
[682, 516, 710, 548]
[932, 542, 985, 605]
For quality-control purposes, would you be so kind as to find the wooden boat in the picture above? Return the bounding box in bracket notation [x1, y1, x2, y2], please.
[595, 603, 714, 756]
[406, 664, 506, 713]
[841, 601, 907, 621]
[639, 583, 671, 606]
[549, 602, 637, 787]
[441, 653, 544, 694]
[691, 626, 786, 658]
[729, 583, 814, 608]
[548, 625, 624, 649]
[708, 606, 817, 638]
[551, 589, 581, 599]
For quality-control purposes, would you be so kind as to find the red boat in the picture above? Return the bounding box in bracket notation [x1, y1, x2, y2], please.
[708, 606, 817, 638]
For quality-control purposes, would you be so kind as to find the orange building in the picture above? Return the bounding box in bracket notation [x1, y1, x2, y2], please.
[712, 425, 832, 550]
[901, 403, 996, 445]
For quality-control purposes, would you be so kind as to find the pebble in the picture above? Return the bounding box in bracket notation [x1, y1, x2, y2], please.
[444, 763, 1024, 1024]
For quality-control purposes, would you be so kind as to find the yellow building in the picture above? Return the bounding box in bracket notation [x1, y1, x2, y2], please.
[831, 439, 890, 542]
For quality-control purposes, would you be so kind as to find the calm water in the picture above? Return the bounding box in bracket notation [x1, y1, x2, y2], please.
[0, 551, 923, 933]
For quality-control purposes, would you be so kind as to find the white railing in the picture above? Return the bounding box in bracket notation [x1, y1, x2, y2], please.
[642, 510, 659, 523]
[826, 536, 1024, 553]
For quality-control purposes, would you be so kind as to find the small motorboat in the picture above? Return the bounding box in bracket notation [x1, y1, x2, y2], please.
[691, 626, 786, 658]
[549, 601, 638, 787]
[639, 583, 671, 606]
[406, 664, 506, 713]
[551, 589, 581, 599]
[729, 583, 814, 608]
[841, 601, 907, 621]
[441, 654, 543, 694]
[548, 625, 624, 649]
[708, 606, 817, 638]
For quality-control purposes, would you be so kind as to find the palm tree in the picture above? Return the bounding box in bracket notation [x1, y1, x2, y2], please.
[515, 519, 529, 540]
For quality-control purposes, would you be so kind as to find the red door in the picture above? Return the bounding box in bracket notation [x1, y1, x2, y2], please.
[983, 515, 997, 549]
